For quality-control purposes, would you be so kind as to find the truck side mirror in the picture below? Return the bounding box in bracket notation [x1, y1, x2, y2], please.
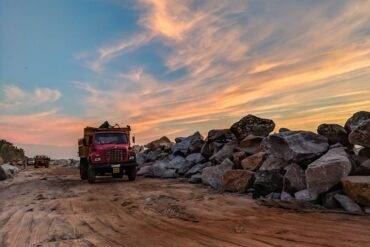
[132, 135, 135, 144]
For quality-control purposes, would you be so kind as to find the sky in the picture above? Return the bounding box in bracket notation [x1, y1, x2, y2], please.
[1, 0, 370, 159]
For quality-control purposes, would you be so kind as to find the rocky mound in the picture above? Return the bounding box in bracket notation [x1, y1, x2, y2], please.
[0, 139, 25, 163]
[135, 111, 370, 214]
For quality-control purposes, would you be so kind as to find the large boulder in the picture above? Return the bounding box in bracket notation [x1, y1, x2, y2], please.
[172, 132, 204, 156]
[167, 156, 191, 175]
[253, 169, 284, 198]
[341, 176, 370, 206]
[261, 131, 329, 165]
[221, 170, 254, 193]
[145, 136, 172, 151]
[185, 162, 211, 178]
[1, 164, 20, 178]
[232, 151, 247, 168]
[210, 141, 237, 164]
[202, 158, 234, 190]
[239, 134, 264, 155]
[305, 147, 352, 199]
[185, 153, 205, 165]
[230, 115, 275, 140]
[136, 152, 147, 166]
[317, 124, 350, 146]
[345, 111, 370, 132]
[259, 155, 289, 171]
[352, 160, 370, 175]
[207, 129, 236, 143]
[348, 120, 370, 148]
[201, 129, 236, 159]
[294, 189, 315, 201]
[283, 163, 306, 192]
[146, 149, 162, 162]
[137, 165, 153, 177]
[241, 152, 266, 171]
[151, 161, 170, 178]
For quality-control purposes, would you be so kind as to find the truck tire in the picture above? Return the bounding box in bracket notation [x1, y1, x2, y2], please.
[80, 158, 88, 180]
[126, 166, 137, 181]
[87, 166, 95, 184]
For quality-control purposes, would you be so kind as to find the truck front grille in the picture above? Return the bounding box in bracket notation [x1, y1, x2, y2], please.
[106, 148, 127, 163]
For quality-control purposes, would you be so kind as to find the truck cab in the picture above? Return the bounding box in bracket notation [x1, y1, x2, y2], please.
[78, 124, 137, 183]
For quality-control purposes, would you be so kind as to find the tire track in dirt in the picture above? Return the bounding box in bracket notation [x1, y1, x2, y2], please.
[0, 166, 370, 247]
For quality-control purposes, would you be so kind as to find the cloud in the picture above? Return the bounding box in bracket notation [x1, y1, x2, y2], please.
[0, 85, 61, 110]
[5, 1, 370, 156]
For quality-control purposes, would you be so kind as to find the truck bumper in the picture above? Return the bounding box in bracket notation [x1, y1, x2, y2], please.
[90, 161, 136, 175]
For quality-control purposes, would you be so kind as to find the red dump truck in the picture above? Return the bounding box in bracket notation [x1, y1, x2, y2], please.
[78, 123, 137, 183]
[34, 155, 50, 168]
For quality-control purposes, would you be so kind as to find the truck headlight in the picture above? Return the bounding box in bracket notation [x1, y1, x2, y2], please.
[129, 156, 135, 161]
[94, 157, 101, 161]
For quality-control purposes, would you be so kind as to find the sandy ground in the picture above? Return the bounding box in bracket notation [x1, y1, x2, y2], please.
[0, 166, 370, 247]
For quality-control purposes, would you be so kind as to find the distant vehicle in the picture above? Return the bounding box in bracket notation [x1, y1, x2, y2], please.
[78, 123, 137, 183]
[27, 158, 35, 166]
[34, 155, 50, 168]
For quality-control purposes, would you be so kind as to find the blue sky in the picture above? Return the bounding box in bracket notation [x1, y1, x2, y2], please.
[1, 0, 370, 158]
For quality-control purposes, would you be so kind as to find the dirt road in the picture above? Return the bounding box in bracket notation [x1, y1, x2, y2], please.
[1, 166, 370, 247]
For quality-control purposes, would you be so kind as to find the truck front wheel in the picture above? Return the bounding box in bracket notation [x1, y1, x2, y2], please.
[126, 166, 137, 181]
[87, 166, 95, 183]
[80, 158, 88, 180]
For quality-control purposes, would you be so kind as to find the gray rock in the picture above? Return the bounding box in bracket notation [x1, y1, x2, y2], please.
[146, 149, 162, 162]
[334, 194, 363, 214]
[259, 155, 288, 171]
[137, 165, 153, 177]
[162, 169, 178, 178]
[306, 147, 352, 199]
[1, 164, 19, 178]
[145, 136, 172, 151]
[202, 158, 234, 190]
[188, 173, 202, 183]
[284, 163, 306, 192]
[266, 193, 281, 200]
[207, 129, 236, 143]
[172, 132, 204, 156]
[345, 111, 370, 132]
[167, 156, 191, 175]
[230, 115, 275, 139]
[261, 131, 329, 164]
[210, 141, 237, 164]
[253, 169, 284, 198]
[322, 191, 341, 209]
[294, 189, 315, 201]
[135, 152, 147, 166]
[317, 123, 350, 146]
[280, 191, 294, 201]
[186, 153, 205, 165]
[185, 162, 211, 178]
[151, 160, 169, 178]
[188, 132, 204, 153]
[349, 120, 370, 148]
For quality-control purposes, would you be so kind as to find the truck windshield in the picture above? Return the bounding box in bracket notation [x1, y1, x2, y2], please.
[94, 133, 127, 144]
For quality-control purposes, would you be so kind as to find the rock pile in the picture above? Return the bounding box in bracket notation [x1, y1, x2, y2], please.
[136, 111, 370, 214]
